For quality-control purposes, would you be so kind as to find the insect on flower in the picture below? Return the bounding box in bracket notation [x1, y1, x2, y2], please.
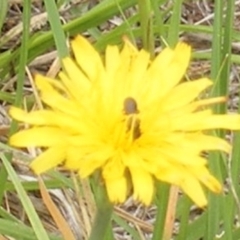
[123, 97, 141, 140]
[123, 97, 139, 115]
[10, 35, 240, 207]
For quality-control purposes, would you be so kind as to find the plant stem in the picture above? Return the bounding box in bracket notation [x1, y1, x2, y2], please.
[89, 180, 113, 240]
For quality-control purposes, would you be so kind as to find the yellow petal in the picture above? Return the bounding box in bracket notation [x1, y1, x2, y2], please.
[71, 35, 104, 81]
[102, 154, 125, 179]
[126, 49, 150, 97]
[171, 109, 213, 130]
[155, 166, 208, 207]
[61, 58, 90, 97]
[200, 115, 240, 130]
[30, 146, 66, 174]
[190, 166, 222, 193]
[10, 108, 92, 135]
[161, 78, 213, 110]
[9, 107, 31, 122]
[9, 107, 59, 125]
[141, 135, 206, 165]
[101, 45, 121, 108]
[62, 58, 89, 87]
[179, 176, 208, 208]
[192, 96, 226, 109]
[129, 167, 154, 205]
[34, 74, 65, 91]
[144, 42, 191, 104]
[174, 114, 240, 131]
[66, 145, 113, 177]
[10, 127, 67, 147]
[105, 45, 120, 75]
[102, 155, 128, 203]
[35, 75, 81, 116]
[104, 176, 128, 203]
[121, 37, 138, 56]
[182, 133, 231, 153]
[35, 74, 64, 92]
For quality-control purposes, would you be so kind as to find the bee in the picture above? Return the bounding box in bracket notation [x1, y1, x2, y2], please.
[123, 97, 141, 140]
[123, 97, 139, 115]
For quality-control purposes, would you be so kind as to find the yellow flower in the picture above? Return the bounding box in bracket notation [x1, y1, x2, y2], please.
[9, 36, 240, 207]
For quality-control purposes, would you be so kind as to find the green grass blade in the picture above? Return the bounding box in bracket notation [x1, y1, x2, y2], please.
[43, 0, 68, 57]
[112, 214, 142, 240]
[0, 0, 31, 206]
[7, 0, 137, 70]
[167, 0, 183, 47]
[230, 95, 240, 233]
[0, 0, 8, 35]
[220, 2, 235, 239]
[206, 1, 226, 239]
[150, 0, 167, 45]
[187, 213, 207, 240]
[210, 3, 224, 86]
[0, 218, 61, 240]
[137, 0, 154, 53]
[1, 153, 50, 240]
[176, 196, 191, 240]
[152, 183, 170, 240]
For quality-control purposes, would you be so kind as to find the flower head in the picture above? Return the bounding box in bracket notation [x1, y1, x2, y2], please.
[9, 36, 240, 207]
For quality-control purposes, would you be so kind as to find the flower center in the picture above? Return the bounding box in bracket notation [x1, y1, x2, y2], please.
[123, 97, 141, 141]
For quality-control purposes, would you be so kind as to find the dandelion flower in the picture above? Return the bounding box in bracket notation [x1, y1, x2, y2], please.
[9, 36, 240, 207]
